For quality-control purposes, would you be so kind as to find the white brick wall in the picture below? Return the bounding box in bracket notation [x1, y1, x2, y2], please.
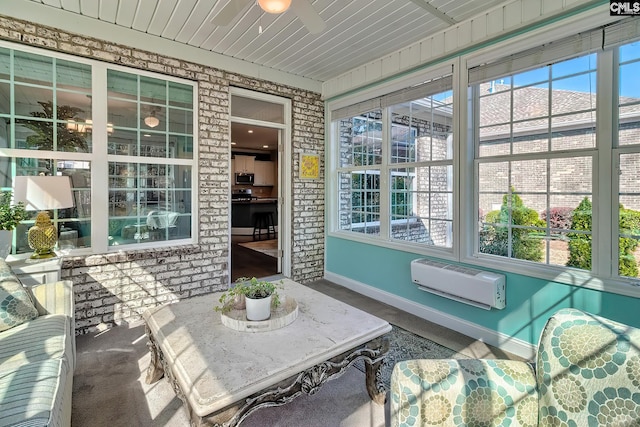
[0, 15, 325, 334]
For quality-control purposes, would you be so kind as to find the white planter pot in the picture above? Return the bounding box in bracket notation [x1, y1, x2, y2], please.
[245, 295, 272, 321]
[0, 230, 12, 259]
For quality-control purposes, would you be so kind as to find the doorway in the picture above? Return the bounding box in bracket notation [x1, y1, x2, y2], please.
[229, 88, 291, 283]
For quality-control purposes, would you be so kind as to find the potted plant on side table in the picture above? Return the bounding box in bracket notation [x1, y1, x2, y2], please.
[0, 191, 27, 258]
[215, 277, 282, 321]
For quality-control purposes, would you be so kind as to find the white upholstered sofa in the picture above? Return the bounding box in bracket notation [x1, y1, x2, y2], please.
[0, 258, 75, 427]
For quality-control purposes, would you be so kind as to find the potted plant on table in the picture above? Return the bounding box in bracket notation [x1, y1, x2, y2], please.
[0, 191, 27, 258]
[215, 277, 283, 321]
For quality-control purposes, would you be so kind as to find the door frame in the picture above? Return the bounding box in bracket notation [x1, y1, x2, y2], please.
[228, 87, 292, 280]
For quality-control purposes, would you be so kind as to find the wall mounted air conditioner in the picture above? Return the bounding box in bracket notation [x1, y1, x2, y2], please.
[410, 258, 506, 310]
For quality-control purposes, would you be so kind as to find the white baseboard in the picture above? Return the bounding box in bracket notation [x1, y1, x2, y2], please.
[324, 271, 536, 361]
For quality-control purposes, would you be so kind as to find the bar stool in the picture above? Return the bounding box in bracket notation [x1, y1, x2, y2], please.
[252, 212, 276, 241]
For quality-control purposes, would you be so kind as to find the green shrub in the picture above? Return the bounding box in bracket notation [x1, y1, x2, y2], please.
[567, 197, 592, 270]
[567, 199, 640, 277]
[619, 206, 640, 277]
[479, 190, 543, 262]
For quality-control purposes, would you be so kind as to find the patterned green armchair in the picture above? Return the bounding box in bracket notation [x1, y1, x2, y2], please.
[390, 308, 640, 426]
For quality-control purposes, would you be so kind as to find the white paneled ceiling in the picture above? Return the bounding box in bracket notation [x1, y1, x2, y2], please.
[25, 0, 509, 84]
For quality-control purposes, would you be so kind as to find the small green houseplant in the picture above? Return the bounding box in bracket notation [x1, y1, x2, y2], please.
[0, 191, 27, 231]
[0, 191, 27, 258]
[215, 277, 282, 320]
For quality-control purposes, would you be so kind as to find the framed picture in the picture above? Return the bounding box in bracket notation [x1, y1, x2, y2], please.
[299, 153, 320, 179]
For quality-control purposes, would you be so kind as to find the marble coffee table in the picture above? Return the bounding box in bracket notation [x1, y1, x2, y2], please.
[143, 278, 392, 427]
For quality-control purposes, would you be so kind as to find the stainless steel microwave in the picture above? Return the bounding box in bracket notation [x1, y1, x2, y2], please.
[235, 173, 254, 185]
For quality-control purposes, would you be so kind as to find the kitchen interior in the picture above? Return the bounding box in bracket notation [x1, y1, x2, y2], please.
[230, 122, 279, 281]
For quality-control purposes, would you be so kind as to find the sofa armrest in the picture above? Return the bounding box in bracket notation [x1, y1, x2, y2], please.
[29, 280, 75, 318]
[390, 359, 538, 427]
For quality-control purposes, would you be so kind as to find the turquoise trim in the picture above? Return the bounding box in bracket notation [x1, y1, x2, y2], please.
[326, 236, 640, 345]
[325, 0, 608, 104]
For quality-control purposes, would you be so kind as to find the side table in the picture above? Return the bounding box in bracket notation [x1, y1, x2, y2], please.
[6, 256, 62, 286]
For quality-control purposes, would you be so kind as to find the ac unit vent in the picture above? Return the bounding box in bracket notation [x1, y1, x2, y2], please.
[410, 258, 506, 310]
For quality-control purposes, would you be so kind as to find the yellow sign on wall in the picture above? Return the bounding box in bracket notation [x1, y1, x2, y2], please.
[300, 153, 320, 179]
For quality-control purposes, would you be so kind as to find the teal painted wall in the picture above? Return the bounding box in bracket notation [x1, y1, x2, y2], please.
[326, 236, 640, 345]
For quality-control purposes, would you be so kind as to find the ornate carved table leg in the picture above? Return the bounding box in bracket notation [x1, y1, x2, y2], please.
[144, 324, 165, 384]
[363, 336, 390, 405]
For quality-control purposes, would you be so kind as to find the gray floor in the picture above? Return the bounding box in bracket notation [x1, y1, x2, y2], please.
[72, 279, 521, 426]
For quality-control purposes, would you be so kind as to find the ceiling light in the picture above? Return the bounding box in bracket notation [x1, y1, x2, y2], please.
[257, 0, 291, 14]
[247, 130, 254, 133]
[144, 108, 160, 128]
[263, 145, 269, 148]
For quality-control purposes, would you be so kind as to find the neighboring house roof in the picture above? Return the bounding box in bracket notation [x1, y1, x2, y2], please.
[478, 82, 640, 140]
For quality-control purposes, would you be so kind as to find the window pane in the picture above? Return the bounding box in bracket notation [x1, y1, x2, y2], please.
[478, 53, 597, 158]
[619, 153, 640, 278]
[342, 113, 383, 167]
[619, 41, 640, 147]
[3, 158, 91, 255]
[231, 95, 284, 123]
[14, 51, 53, 86]
[389, 90, 453, 163]
[106, 69, 195, 248]
[337, 171, 381, 235]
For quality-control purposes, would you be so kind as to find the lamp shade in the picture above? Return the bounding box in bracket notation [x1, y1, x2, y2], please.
[257, 0, 291, 14]
[13, 176, 74, 211]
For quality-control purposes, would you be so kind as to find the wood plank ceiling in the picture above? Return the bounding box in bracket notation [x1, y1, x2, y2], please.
[28, 0, 508, 83]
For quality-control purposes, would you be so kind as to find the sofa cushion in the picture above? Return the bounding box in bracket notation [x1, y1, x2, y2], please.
[0, 314, 71, 371]
[0, 358, 69, 427]
[0, 267, 38, 332]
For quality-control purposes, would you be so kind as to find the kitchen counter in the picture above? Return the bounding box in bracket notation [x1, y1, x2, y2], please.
[231, 198, 278, 204]
[231, 198, 278, 235]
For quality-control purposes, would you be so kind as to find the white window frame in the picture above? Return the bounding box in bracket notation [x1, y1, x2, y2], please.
[327, 63, 457, 259]
[327, 11, 640, 299]
[459, 18, 640, 298]
[0, 40, 199, 256]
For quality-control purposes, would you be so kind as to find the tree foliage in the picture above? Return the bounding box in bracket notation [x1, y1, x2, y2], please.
[16, 101, 88, 154]
[479, 189, 543, 262]
[567, 198, 640, 277]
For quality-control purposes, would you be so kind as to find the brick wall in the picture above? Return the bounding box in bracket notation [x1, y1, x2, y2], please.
[0, 15, 325, 334]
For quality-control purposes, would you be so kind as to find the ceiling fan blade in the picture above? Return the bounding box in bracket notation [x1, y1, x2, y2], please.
[291, 0, 326, 34]
[212, 0, 253, 26]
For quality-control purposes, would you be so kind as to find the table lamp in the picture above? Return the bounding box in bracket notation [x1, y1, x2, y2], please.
[13, 175, 74, 259]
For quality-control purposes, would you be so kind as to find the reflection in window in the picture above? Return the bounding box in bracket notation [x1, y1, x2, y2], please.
[335, 79, 454, 247]
[9, 158, 92, 253]
[0, 50, 92, 153]
[474, 53, 596, 268]
[0, 45, 196, 255]
[107, 69, 194, 246]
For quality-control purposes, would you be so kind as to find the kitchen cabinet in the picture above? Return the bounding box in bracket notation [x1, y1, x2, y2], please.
[254, 160, 275, 186]
[234, 155, 255, 174]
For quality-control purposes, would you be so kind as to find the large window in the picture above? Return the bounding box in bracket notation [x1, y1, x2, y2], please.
[616, 40, 640, 278]
[0, 45, 196, 255]
[107, 70, 194, 246]
[328, 17, 640, 294]
[334, 75, 454, 249]
[469, 21, 640, 282]
[473, 53, 596, 268]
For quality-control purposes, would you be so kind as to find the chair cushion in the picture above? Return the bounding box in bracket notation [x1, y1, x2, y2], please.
[0, 358, 68, 427]
[0, 265, 38, 332]
[537, 308, 640, 426]
[391, 358, 538, 426]
[0, 314, 71, 371]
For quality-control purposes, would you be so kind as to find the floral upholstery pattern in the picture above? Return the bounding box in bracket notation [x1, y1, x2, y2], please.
[537, 308, 640, 427]
[0, 263, 38, 332]
[390, 309, 640, 427]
